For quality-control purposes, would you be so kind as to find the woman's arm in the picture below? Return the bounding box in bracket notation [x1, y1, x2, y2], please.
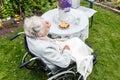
[43, 46, 71, 68]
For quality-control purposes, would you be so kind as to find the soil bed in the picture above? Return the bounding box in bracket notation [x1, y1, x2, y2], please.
[0, 20, 23, 38]
[0, 3, 119, 38]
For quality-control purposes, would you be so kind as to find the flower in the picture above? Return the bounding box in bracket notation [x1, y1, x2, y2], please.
[58, 0, 72, 10]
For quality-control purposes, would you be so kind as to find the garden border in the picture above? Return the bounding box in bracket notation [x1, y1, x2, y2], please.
[94, 2, 120, 15]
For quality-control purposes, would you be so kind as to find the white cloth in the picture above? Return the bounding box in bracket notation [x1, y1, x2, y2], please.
[41, 8, 89, 41]
[62, 37, 94, 80]
[71, 0, 96, 18]
[77, 6, 97, 18]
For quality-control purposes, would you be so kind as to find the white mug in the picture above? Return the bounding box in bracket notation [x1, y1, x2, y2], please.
[71, 0, 80, 8]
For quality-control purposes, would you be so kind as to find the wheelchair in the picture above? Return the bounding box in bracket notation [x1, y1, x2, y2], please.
[10, 32, 97, 80]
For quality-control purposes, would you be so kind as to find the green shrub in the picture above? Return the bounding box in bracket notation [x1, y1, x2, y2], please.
[112, 0, 120, 8]
[0, 0, 57, 19]
[1, 3, 14, 19]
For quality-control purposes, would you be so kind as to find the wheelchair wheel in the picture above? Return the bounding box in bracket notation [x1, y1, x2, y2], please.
[22, 52, 42, 70]
[55, 73, 75, 80]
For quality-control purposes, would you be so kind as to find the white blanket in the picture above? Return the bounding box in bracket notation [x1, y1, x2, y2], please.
[60, 37, 94, 80]
[77, 6, 97, 18]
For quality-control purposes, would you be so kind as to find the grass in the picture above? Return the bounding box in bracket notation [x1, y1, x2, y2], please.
[0, 3, 120, 80]
[0, 27, 47, 80]
[86, 4, 120, 80]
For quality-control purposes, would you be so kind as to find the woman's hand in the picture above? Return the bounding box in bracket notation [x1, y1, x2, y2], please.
[63, 45, 70, 50]
[61, 45, 70, 54]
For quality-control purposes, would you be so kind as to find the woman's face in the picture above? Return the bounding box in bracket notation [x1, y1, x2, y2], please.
[39, 20, 51, 37]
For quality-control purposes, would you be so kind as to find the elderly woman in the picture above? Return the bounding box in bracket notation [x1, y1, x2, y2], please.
[24, 16, 96, 79]
[24, 16, 72, 69]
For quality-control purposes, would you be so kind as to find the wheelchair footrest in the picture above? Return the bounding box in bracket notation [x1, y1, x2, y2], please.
[92, 52, 98, 65]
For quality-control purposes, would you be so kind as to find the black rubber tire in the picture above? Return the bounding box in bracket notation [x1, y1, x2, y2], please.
[55, 73, 75, 80]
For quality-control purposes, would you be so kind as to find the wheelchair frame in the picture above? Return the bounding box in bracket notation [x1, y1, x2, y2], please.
[10, 32, 97, 80]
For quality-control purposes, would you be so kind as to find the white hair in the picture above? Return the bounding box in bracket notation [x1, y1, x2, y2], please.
[24, 16, 45, 38]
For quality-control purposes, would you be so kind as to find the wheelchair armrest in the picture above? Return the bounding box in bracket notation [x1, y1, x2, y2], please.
[20, 57, 40, 68]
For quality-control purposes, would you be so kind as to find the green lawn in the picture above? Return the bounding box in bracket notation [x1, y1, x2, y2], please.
[86, 5, 120, 80]
[0, 4, 120, 80]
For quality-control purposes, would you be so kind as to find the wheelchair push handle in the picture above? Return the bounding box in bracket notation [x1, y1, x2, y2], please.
[10, 32, 25, 41]
[10, 34, 20, 41]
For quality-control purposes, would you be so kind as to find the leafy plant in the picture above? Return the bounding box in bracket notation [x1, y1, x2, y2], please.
[112, 0, 120, 8]
[1, 2, 14, 19]
[0, 0, 57, 19]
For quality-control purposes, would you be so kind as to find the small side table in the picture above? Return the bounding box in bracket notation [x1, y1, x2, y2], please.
[42, 8, 89, 41]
